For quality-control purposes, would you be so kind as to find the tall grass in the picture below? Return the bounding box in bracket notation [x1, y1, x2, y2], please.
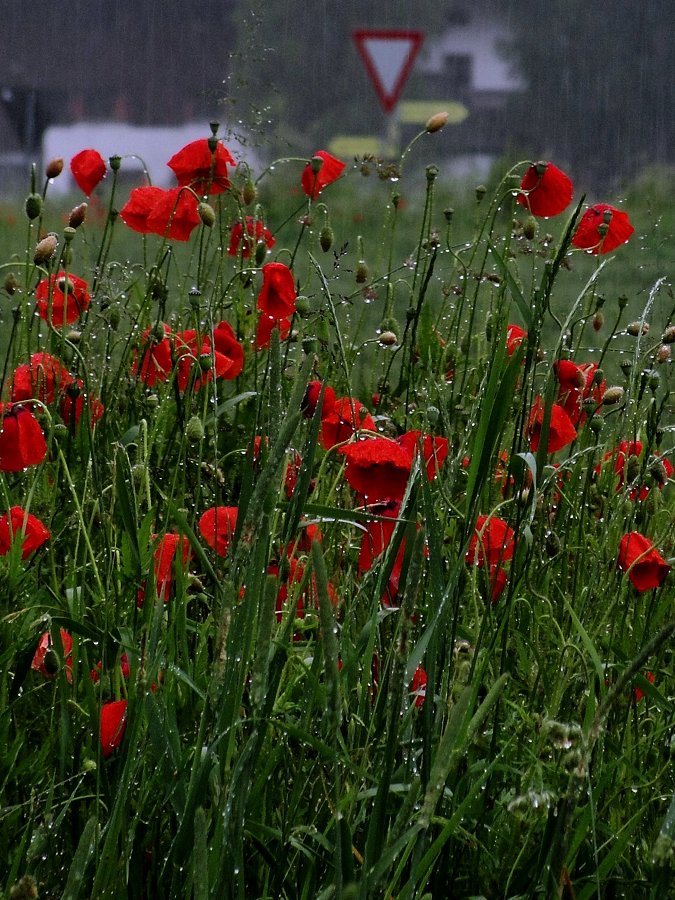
[1, 129, 674, 900]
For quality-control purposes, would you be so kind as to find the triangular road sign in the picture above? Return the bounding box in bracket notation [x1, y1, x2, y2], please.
[353, 30, 424, 114]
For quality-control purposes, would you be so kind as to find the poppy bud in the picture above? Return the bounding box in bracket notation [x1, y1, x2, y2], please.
[68, 202, 88, 229]
[657, 344, 671, 363]
[43, 647, 59, 675]
[320, 224, 334, 252]
[198, 201, 216, 227]
[34, 233, 58, 265]
[4, 273, 18, 295]
[523, 216, 537, 240]
[242, 179, 256, 205]
[186, 415, 204, 442]
[618, 294, 629, 310]
[592, 312, 604, 331]
[66, 330, 82, 343]
[378, 331, 398, 347]
[378, 316, 399, 343]
[626, 455, 641, 482]
[662, 326, 675, 343]
[302, 337, 318, 354]
[647, 369, 660, 391]
[649, 459, 668, 486]
[355, 260, 369, 284]
[475, 184, 487, 202]
[294, 296, 310, 316]
[603, 386, 624, 405]
[426, 405, 440, 425]
[444, 207, 454, 223]
[46, 156, 64, 179]
[627, 321, 649, 336]
[199, 355, 212, 372]
[582, 397, 598, 415]
[254, 241, 267, 266]
[25, 193, 42, 220]
[425, 111, 449, 133]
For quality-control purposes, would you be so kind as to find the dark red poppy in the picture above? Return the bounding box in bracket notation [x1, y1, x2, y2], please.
[571, 204, 634, 254]
[506, 324, 527, 357]
[339, 437, 412, 501]
[466, 515, 516, 568]
[59, 379, 104, 429]
[527, 398, 577, 453]
[0, 506, 50, 558]
[132, 324, 173, 386]
[228, 216, 276, 258]
[357, 501, 415, 608]
[167, 139, 236, 196]
[554, 360, 605, 425]
[145, 187, 201, 242]
[633, 671, 656, 704]
[119, 186, 166, 234]
[35, 271, 91, 326]
[517, 161, 573, 218]
[70, 149, 107, 196]
[617, 532, 670, 592]
[255, 313, 292, 350]
[396, 431, 449, 481]
[410, 666, 427, 709]
[32, 629, 73, 681]
[100, 700, 128, 758]
[91, 653, 130, 684]
[10, 352, 72, 405]
[301, 150, 346, 200]
[319, 397, 375, 449]
[302, 381, 336, 419]
[213, 320, 245, 378]
[198, 506, 238, 557]
[0, 405, 48, 471]
[257, 262, 297, 319]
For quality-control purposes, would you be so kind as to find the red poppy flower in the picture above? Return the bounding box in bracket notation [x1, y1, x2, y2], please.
[486, 565, 508, 603]
[100, 700, 128, 758]
[0, 506, 50, 558]
[571, 204, 634, 254]
[132, 324, 173, 386]
[138, 532, 192, 605]
[119, 186, 166, 234]
[173, 330, 235, 392]
[0, 405, 48, 471]
[10, 352, 72, 405]
[598, 441, 673, 501]
[301, 150, 346, 200]
[466, 515, 516, 568]
[274, 557, 337, 626]
[213, 321, 245, 379]
[35, 271, 91, 326]
[396, 431, 449, 481]
[257, 262, 297, 319]
[617, 532, 670, 592]
[517, 161, 573, 218]
[255, 313, 292, 350]
[633, 671, 656, 704]
[91, 653, 130, 684]
[70, 149, 107, 196]
[527, 397, 577, 453]
[506, 324, 527, 357]
[59, 379, 104, 429]
[228, 216, 276, 258]
[32, 629, 73, 681]
[357, 500, 422, 608]
[145, 187, 201, 242]
[167, 139, 236, 196]
[554, 360, 605, 425]
[302, 381, 336, 419]
[320, 397, 375, 449]
[410, 666, 427, 709]
[339, 437, 412, 501]
[199, 506, 238, 557]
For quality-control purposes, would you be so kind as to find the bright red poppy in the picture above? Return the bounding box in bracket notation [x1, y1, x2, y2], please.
[633, 671, 656, 704]
[486, 565, 508, 603]
[35, 271, 91, 326]
[301, 150, 346, 200]
[527, 398, 577, 453]
[517, 161, 573, 218]
[255, 313, 292, 350]
[617, 532, 670, 592]
[598, 441, 673, 502]
[339, 437, 412, 501]
[319, 397, 375, 449]
[396, 431, 449, 481]
[554, 360, 605, 425]
[410, 666, 427, 708]
[273, 556, 337, 626]
[167, 139, 236, 196]
[91, 653, 130, 684]
[70, 149, 106, 196]
[357, 500, 415, 607]
[32, 629, 73, 680]
[100, 700, 128, 758]
[198, 506, 238, 557]
[138, 532, 191, 606]
[119, 186, 166, 234]
[172, 330, 235, 392]
[257, 262, 297, 319]
[228, 216, 276, 258]
[59, 379, 104, 428]
[0, 506, 50, 558]
[571, 204, 634, 254]
[10, 352, 72, 405]
[213, 320, 245, 379]
[0, 405, 48, 471]
[506, 324, 527, 357]
[145, 187, 201, 242]
[302, 381, 336, 419]
[466, 515, 516, 568]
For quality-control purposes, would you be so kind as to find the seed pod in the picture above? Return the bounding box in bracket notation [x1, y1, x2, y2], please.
[319, 224, 334, 252]
[198, 201, 216, 228]
[602, 386, 624, 405]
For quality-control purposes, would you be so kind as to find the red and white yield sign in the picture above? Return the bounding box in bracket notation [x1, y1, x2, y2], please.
[352, 30, 425, 114]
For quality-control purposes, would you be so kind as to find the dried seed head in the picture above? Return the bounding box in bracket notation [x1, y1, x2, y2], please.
[34, 233, 58, 264]
[425, 110, 449, 133]
[602, 386, 624, 405]
[627, 321, 649, 336]
[592, 311, 604, 331]
[45, 156, 64, 179]
[656, 344, 671, 363]
[662, 325, 675, 344]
